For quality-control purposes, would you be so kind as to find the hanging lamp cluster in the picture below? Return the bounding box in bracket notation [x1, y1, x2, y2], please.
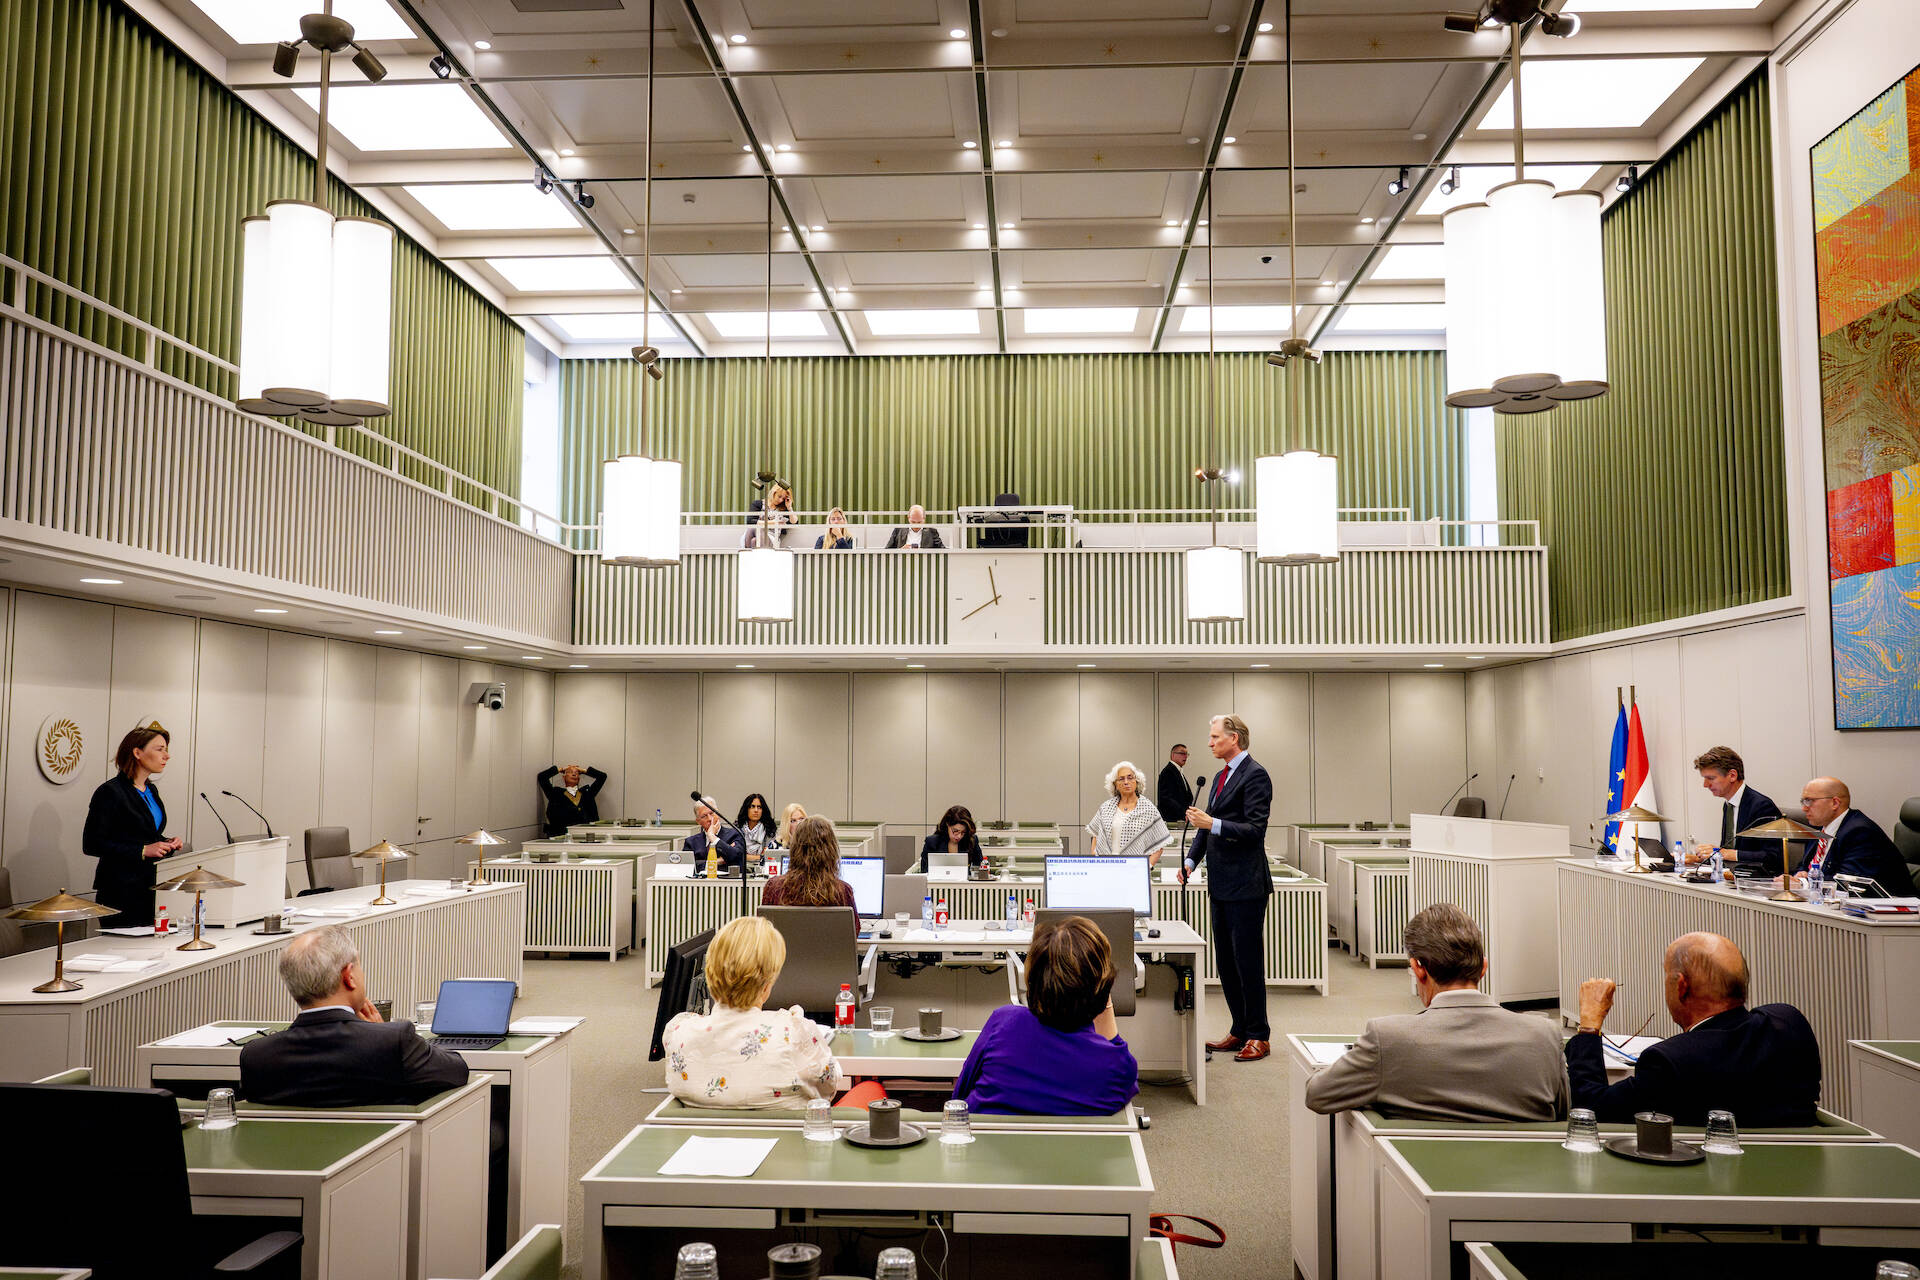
[1441, 1, 1607, 415]
[601, 0, 683, 567]
[739, 176, 797, 623]
[235, 4, 393, 426]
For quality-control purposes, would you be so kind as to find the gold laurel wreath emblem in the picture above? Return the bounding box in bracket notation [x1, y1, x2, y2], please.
[42, 718, 83, 777]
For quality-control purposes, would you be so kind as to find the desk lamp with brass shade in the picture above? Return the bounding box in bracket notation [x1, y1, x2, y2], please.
[1736, 816, 1824, 902]
[1603, 803, 1671, 874]
[153, 865, 245, 951]
[354, 839, 411, 905]
[456, 829, 506, 886]
[2, 889, 118, 992]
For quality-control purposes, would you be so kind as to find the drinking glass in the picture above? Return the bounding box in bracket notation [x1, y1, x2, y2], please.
[673, 1242, 719, 1280]
[201, 1086, 238, 1131]
[1701, 1109, 1742, 1155]
[870, 1006, 894, 1038]
[803, 1096, 837, 1143]
[876, 1247, 919, 1279]
[940, 1098, 975, 1146]
[372, 999, 393, 1021]
[1561, 1107, 1602, 1152]
[414, 1001, 436, 1028]
[1875, 1264, 1920, 1279]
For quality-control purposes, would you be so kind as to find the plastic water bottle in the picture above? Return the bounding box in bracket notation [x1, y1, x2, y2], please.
[934, 896, 950, 928]
[834, 983, 856, 1032]
[922, 893, 933, 929]
[653, 808, 662, 827]
[1808, 860, 1824, 903]
[1671, 839, 1685, 871]
[154, 905, 170, 936]
[1710, 845, 1724, 881]
[1023, 895, 1035, 924]
[1005, 892, 1019, 929]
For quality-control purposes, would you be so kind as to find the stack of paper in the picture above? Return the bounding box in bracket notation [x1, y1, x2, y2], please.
[65, 953, 167, 974]
[658, 1135, 778, 1178]
[509, 1015, 585, 1034]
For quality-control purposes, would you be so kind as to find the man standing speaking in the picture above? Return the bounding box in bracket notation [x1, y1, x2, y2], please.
[1184, 714, 1273, 1063]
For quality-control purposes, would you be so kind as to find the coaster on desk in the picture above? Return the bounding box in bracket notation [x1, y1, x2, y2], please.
[1603, 1135, 1704, 1165]
[250, 926, 294, 936]
[899, 1027, 961, 1043]
[843, 1121, 927, 1149]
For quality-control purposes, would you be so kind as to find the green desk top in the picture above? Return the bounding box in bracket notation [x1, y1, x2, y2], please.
[182, 1118, 404, 1172]
[1858, 1040, 1920, 1068]
[841, 1029, 978, 1058]
[652, 1100, 1127, 1127]
[1387, 1138, 1920, 1200]
[595, 1125, 1145, 1188]
[1359, 1110, 1872, 1138]
[1339, 852, 1413, 865]
[208, 1020, 551, 1054]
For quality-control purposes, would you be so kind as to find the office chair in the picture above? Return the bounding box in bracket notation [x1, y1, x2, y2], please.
[980, 491, 1029, 548]
[1, 1082, 301, 1279]
[301, 826, 357, 895]
[759, 906, 859, 1018]
[1893, 797, 1920, 895]
[1450, 796, 1488, 819]
[1021, 908, 1140, 1017]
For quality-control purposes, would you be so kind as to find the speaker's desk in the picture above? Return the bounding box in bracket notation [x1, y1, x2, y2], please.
[186, 1117, 412, 1280]
[1850, 1040, 1920, 1151]
[1378, 1137, 1920, 1280]
[178, 1078, 493, 1280]
[138, 1019, 572, 1247]
[581, 1123, 1153, 1280]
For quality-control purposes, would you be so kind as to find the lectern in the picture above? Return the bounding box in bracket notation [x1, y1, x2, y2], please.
[1407, 813, 1570, 1004]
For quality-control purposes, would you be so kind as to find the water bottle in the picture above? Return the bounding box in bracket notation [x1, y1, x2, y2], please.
[834, 983, 856, 1032]
[1023, 895, 1035, 924]
[1710, 845, 1724, 881]
[653, 808, 663, 827]
[922, 893, 933, 929]
[876, 1247, 918, 1279]
[1005, 892, 1019, 929]
[1671, 839, 1685, 871]
[934, 896, 950, 928]
[1808, 860, 1824, 903]
[154, 905, 170, 936]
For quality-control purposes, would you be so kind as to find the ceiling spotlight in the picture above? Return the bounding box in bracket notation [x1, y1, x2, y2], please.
[1439, 166, 1459, 196]
[1222, 136, 1237, 145]
[271, 40, 301, 77]
[776, 143, 791, 153]
[810, 223, 823, 231]
[623, 227, 636, 234]
[1386, 166, 1410, 196]
[1257, 21, 1273, 32]
[1186, 137, 1201, 145]
[963, 140, 977, 149]
[1198, 219, 1208, 226]
[973, 222, 985, 229]
[1539, 10, 1581, 37]
[533, 171, 554, 195]
[351, 46, 388, 81]
[1442, 10, 1484, 33]
[742, 144, 753, 152]
[1321, 279, 1334, 286]
[428, 52, 452, 79]
[573, 181, 594, 209]
[991, 27, 1007, 37]
[1616, 164, 1639, 193]
[729, 33, 746, 43]
[997, 139, 1011, 148]
[473, 39, 491, 50]
[1361, 216, 1376, 224]
[1214, 23, 1231, 33]
[950, 27, 967, 39]
[1166, 219, 1179, 227]
[1001, 221, 1014, 229]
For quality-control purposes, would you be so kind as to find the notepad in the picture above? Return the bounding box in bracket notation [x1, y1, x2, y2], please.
[658, 1135, 778, 1178]
[101, 926, 166, 937]
[509, 1016, 584, 1035]
[65, 953, 167, 973]
[1303, 1041, 1353, 1065]
[1601, 1035, 1662, 1066]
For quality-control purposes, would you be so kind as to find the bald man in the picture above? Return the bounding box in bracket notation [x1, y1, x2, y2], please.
[1565, 932, 1820, 1125]
[1799, 777, 1913, 899]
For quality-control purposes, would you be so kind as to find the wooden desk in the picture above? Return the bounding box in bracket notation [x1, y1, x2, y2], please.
[1331, 850, 1410, 952]
[1353, 860, 1411, 967]
[1850, 1040, 1920, 1151]
[1410, 814, 1570, 1004]
[473, 856, 634, 959]
[0, 881, 524, 1087]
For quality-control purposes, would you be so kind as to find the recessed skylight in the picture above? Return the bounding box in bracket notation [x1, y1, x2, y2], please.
[487, 257, 634, 292]
[1370, 245, 1448, 281]
[404, 184, 579, 231]
[1416, 164, 1599, 217]
[293, 85, 511, 152]
[864, 309, 981, 337]
[1022, 307, 1139, 335]
[544, 312, 677, 343]
[1333, 304, 1447, 333]
[707, 311, 827, 339]
[1479, 59, 1703, 131]
[1570, 0, 1759, 8]
[1177, 305, 1298, 334]
[188, 0, 412, 44]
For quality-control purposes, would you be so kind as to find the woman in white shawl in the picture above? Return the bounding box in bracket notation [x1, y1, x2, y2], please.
[1085, 761, 1172, 864]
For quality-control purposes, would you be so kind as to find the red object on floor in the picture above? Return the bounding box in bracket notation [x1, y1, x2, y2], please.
[837, 1080, 887, 1109]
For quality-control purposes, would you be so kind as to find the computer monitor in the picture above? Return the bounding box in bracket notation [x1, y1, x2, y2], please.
[430, 978, 516, 1036]
[1044, 855, 1151, 918]
[926, 849, 968, 873]
[841, 856, 885, 919]
[649, 928, 714, 1061]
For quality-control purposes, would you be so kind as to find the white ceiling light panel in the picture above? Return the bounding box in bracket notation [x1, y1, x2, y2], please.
[864, 310, 982, 336]
[487, 257, 635, 292]
[293, 85, 511, 151]
[188, 0, 412, 44]
[1021, 308, 1140, 334]
[404, 184, 581, 231]
[544, 312, 674, 342]
[1478, 59, 1704, 131]
[707, 312, 828, 339]
[1369, 245, 1449, 281]
[1334, 304, 1447, 333]
[1176, 305, 1298, 334]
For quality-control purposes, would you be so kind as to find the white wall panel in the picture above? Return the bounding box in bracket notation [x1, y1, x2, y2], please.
[1076, 674, 1158, 844]
[488, 664, 531, 834]
[416, 656, 458, 845]
[263, 631, 325, 869]
[371, 649, 422, 848]
[1003, 674, 1078, 834]
[513, 669, 554, 832]
[926, 674, 1003, 827]
[1388, 674, 1468, 824]
[191, 622, 268, 850]
[1230, 673, 1313, 828]
[107, 607, 197, 829]
[320, 642, 377, 847]
[773, 674, 852, 822]
[553, 673, 628, 823]
[452, 661, 495, 836]
[852, 675, 926, 828]
[625, 674, 701, 823]
[1311, 674, 1391, 822]
[698, 674, 776, 818]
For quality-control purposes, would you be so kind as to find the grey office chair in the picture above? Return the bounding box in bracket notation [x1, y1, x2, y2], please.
[302, 826, 357, 895]
[759, 906, 859, 1017]
[1025, 908, 1139, 1017]
[883, 833, 919, 875]
[1893, 798, 1920, 895]
[1450, 796, 1487, 819]
[980, 491, 1028, 548]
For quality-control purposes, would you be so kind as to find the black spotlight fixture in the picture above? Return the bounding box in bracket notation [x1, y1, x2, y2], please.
[1439, 166, 1460, 197]
[573, 181, 594, 210]
[272, 40, 301, 77]
[1616, 164, 1638, 193]
[1445, 2, 1579, 37]
[353, 47, 388, 82]
[1386, 166, 1410, 197]
[428, 52, 452, 79]
[533, 171, 555, 195]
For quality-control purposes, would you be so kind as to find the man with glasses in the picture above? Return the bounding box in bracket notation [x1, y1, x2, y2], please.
[1794, 777, 1911, 899]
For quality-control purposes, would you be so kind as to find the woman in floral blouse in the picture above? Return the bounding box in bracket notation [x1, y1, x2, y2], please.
[661, 915, 886, 1111]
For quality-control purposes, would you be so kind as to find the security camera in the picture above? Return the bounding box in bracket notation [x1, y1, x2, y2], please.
[466, 681, 507, 711]
[1260, 255, 1273, 265]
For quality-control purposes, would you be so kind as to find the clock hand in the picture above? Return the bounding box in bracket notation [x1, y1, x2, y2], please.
[987, 564, 998, 596]
[959, 597, 999, 621]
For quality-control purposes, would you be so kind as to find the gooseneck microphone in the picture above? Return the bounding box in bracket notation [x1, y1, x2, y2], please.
[1439, 772, 1479, 816]
[221, 791, 275, 838]
[199, 792, 234, 844]
[1497, 773, 1518, 820]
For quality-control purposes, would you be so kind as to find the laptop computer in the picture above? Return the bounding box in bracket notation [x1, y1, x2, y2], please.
[428, 978, 516, 1050]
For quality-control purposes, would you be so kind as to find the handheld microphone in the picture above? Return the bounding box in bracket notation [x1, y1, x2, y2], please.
[220, 791, 275, 838]
[1497, 773, 1518, 820]
[199, 792, 234, 844]
[1440, 772, 1479, 816]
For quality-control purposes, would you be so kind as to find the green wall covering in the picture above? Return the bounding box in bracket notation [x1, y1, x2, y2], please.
[560, 350, 1467, 529]
[0, 0, 523, 502]
[1496, 70, 1788, 641]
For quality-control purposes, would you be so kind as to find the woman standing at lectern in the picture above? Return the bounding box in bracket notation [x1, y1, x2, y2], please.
[82, 725, 183, 926]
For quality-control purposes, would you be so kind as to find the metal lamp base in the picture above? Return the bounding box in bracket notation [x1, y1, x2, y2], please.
[177, 936, 216, 951]
[370, 894, 396, 906]
[1622, 863, 1654, 874]
[1768, 886, 1804, 903]
[33, 976, 82, 993]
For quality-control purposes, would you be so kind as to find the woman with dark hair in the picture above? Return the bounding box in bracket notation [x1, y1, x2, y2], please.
[761, 817, 855, 907]
[82, 724, 184, 926]
[954, 915, 1139, 1115]
[735, 793, 779, 862]
[921, 804, 983, 871]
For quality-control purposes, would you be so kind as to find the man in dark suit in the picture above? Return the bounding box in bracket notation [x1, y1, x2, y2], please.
[684, 795, 747, 871]
[537, 762, 607, 837]
[883, 505, 945, 549]
[1183, 714, 1274, 1062]
[1156, 744, 1193, 826]
[1685, 745, 1785, 875]
[1801, 777, 1914, 898]
[241, 925, 468, 1107]
[1565, 931, 1820, 1125]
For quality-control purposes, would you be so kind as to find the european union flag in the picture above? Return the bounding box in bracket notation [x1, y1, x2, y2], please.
[1602, 704, 1627, 855]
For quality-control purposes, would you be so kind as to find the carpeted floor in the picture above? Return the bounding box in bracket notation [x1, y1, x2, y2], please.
[510, 946, 1416, 1280]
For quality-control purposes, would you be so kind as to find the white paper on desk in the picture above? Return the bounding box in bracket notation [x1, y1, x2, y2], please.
[287, 906, 358, 918]
[509, 1016, 584, 1034]
[654, 863, 696, 879]
[1160, 867, 1186, 884]
[1602, 1035, 1663, 1066]
[1304, 1041, 1352, 1065]
[65, 953, 165, 973]
[577, 858, 611, 865]
[658, 1135, 778, 1178]
[160, 1024, 269, 1047]
[101, 925, 164, 937]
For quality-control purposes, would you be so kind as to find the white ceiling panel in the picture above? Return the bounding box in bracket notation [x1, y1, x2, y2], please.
[536, 77, 738, 146]
[291, 85, 511, 152]
[742, 0, 941, 29]
[1480, 59, 1706, 131]
[1212, 169, 1378, 217]
[186, 0, 413, 44]
[812, 176, 973, 223]
[1010, 249, 1159, 284]
[1010, 171, 1176, 220]
[1015, 0, 1213, 20]
[840, 252, 992, 285]
[1180, 246, 1336, 282]
[661, 255, 818, 288]
[1014, 68, 1207, 138]
[610, 180, 774, 227]
[772, 73, 960, 141]
[1239, 63, 1448, 134]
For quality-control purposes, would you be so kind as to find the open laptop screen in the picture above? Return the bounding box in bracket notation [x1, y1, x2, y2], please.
[430, 978, 516, 1036]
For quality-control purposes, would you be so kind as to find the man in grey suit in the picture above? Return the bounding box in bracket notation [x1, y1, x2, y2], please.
[1305, 904, 1570, 1121]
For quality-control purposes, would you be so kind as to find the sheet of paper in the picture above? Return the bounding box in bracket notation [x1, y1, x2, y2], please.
[66, 953, 165, 973]
[101, 926, 164, 937]
[658, 1135, 779, 1178]
[509, 1016, 585, 1034]
[1602, 1035, 1662, 1065]
[287, 906, 358, 918]
[1305, 1040, 1353, 1065]
[160, 1025, 269, 1047]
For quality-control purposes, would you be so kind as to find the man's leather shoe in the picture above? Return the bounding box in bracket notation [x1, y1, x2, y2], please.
[1233, 1039, 1272, 1062]
[1205, 1034, 1245, 1053]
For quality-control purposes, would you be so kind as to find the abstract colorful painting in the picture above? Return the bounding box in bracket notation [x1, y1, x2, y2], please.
[1815, 63, 1920, 728]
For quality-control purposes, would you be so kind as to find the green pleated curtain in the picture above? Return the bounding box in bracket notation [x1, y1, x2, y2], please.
[1496, 70, 1788, 641]
[0, 0, 524, 502]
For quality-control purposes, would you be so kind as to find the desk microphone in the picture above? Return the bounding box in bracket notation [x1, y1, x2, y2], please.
[221, 791, 275, 838]
[1497, 773, 1518, 820]
[1439, 772, 1479, 816]
[199, 792, 234, 844]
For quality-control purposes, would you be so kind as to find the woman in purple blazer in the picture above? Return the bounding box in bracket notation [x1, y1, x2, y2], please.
[954, 915, 1139, 1115]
